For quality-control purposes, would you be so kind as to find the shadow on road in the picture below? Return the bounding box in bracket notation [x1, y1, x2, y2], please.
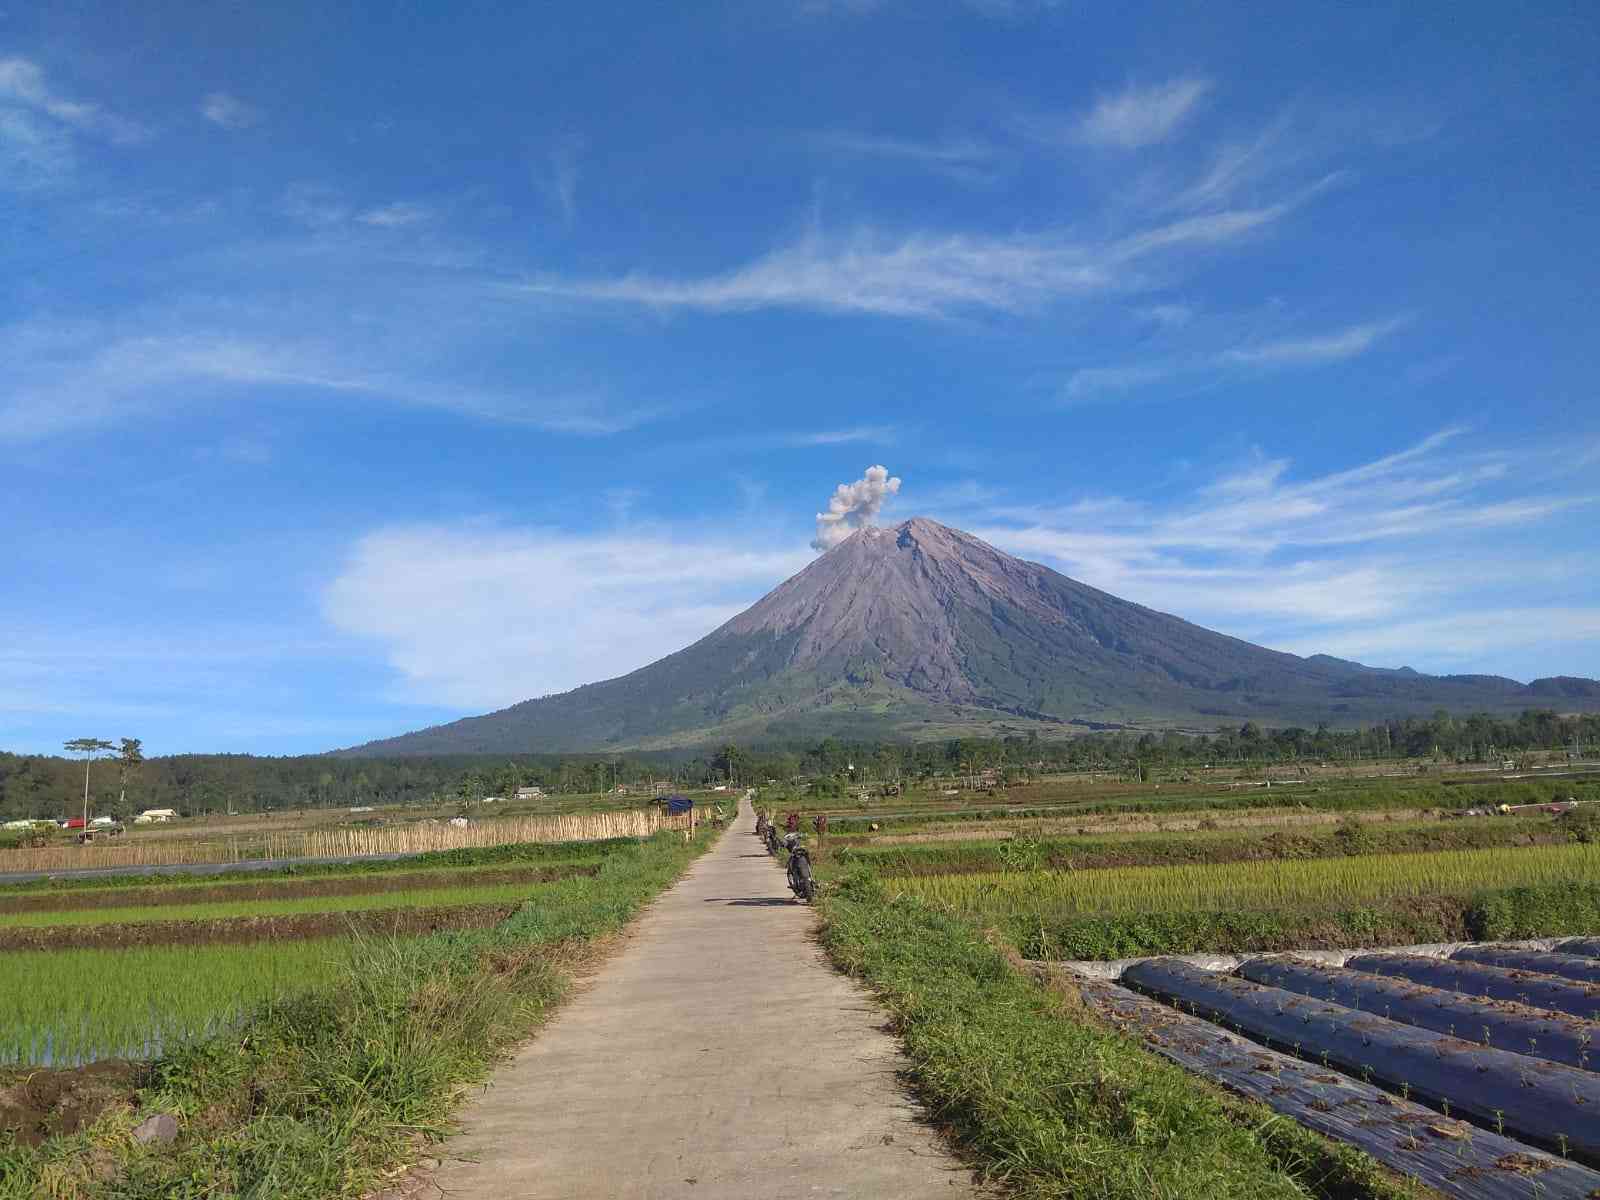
[701, 897, 797, 906]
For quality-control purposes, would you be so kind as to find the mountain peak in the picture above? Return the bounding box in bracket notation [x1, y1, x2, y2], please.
[343, 518, 1600, 755]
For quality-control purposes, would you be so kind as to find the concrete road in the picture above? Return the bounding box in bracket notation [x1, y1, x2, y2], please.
[425, 801, 979, 1199]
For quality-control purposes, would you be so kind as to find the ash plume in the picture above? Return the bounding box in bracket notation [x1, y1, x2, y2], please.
[812, 465, 902, 551]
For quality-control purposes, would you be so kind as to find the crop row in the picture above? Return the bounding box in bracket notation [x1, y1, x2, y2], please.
[882, 842, 1600, 918]
[0, 874, 576, 930]
[839, 814, 1571, 875]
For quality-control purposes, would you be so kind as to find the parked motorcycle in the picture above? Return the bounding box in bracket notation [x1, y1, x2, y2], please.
[783, 833, 817, 903]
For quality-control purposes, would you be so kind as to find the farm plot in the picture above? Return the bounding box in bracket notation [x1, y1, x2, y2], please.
[0, 833, 658, 1071]
[0, 940, 356, 1066]
[0, 871, 588, 929]
[882, 842, 1600, 958]
[1072, 943, 1600, 1196]
[812, 793, 1600, 1198]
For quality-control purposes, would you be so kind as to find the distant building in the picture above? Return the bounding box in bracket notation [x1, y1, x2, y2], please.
[135, 808, 179, 824]
[514, 786, 545, 801]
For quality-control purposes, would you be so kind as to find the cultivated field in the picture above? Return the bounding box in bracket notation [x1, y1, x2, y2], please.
[809, 769, 1600, 1198]
[0, 811, 724, 1197]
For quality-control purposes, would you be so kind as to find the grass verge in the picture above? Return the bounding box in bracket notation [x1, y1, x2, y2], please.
[0, 826, 716, 1199]
[815, 871, 1427, 1200]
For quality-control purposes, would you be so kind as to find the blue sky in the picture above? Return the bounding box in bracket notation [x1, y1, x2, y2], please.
[4, 1, 1598, 755]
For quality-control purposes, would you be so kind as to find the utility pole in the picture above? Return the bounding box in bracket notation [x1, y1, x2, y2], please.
[63, 738, 113, 835]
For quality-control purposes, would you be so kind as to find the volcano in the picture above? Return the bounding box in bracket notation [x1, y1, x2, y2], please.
[347, 518, 1600, 753]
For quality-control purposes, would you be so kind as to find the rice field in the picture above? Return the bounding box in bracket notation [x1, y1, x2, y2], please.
[0, 875, 565, 928]
[883, 841, 1600, 918]
[0, 940, 357, 1066]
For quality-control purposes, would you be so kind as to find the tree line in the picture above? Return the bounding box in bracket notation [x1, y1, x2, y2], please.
[2, 709, 1596, 821]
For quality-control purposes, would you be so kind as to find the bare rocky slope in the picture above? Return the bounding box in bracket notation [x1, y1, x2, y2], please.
[346, 518, 1600, 753]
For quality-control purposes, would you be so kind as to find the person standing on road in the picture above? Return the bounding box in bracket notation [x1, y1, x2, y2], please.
[785, 810, 800, 834]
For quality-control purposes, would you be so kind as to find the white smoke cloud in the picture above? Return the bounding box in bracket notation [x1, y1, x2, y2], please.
[812, 464, 902, 551]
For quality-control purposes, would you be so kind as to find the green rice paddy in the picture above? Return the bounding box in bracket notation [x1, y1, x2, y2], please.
[0, 940, 357, 1066]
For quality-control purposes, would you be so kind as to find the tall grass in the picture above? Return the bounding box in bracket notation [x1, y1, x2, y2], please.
[0, 941, 355, 1066]
[885, 842, 1600, 917]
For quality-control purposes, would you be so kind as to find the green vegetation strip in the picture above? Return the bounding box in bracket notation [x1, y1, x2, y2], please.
[0, 836, 635, 896]
[0, 876, 575, 929]
[822, 778, 1600, 833]
[0, 942, 357, 1068]
[840, 815, 1575, 875]
[816, 872, 1423, 1200]
[885, 842, 1599, 918]
[1009, 882, 1600, 960]
[0, 826, 718, 1199]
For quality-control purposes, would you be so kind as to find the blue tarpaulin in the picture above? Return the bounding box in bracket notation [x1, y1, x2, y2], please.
[660, 795, 694, 815]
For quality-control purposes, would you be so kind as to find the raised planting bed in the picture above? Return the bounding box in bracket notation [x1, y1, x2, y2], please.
[1122, 956, 1600, 1163]
[1453, 945, 1600, 984]
[1076, 976, 1600, 1200]
[1237, 955, 1599, 1071]
[1347, 953, 1600, 1022]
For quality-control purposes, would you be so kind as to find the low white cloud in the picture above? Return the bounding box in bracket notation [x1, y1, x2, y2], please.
[1277, 609, 1600, 666]
[1076, 77, 1212, 149]
[961, 429, 1600, 670]
[324, 525, 812, 708]
[200, 92, 260, 130]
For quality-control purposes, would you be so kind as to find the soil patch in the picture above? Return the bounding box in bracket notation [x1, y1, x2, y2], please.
[0, 902, 520, 952]
[0, 864, 598, 916]
[0, 1059, 144, 1147]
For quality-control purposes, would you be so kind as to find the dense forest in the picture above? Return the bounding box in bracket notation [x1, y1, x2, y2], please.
[4, 710, 1597, 821]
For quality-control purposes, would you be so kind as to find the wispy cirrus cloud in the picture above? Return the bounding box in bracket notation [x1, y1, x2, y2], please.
[810, 131, 997, 181]
[199, 91, 260, 130]
[516, 196, 1301, 319]
[357, 201, 431, 228]
[1066, 315, 1410, 401]
[1220, 317, 1410, 366]
[1075, 77, 1212, 149]
[0, 322, 664, 441]
[786, 426, 899, 446]
[0, 57, 149, 144]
